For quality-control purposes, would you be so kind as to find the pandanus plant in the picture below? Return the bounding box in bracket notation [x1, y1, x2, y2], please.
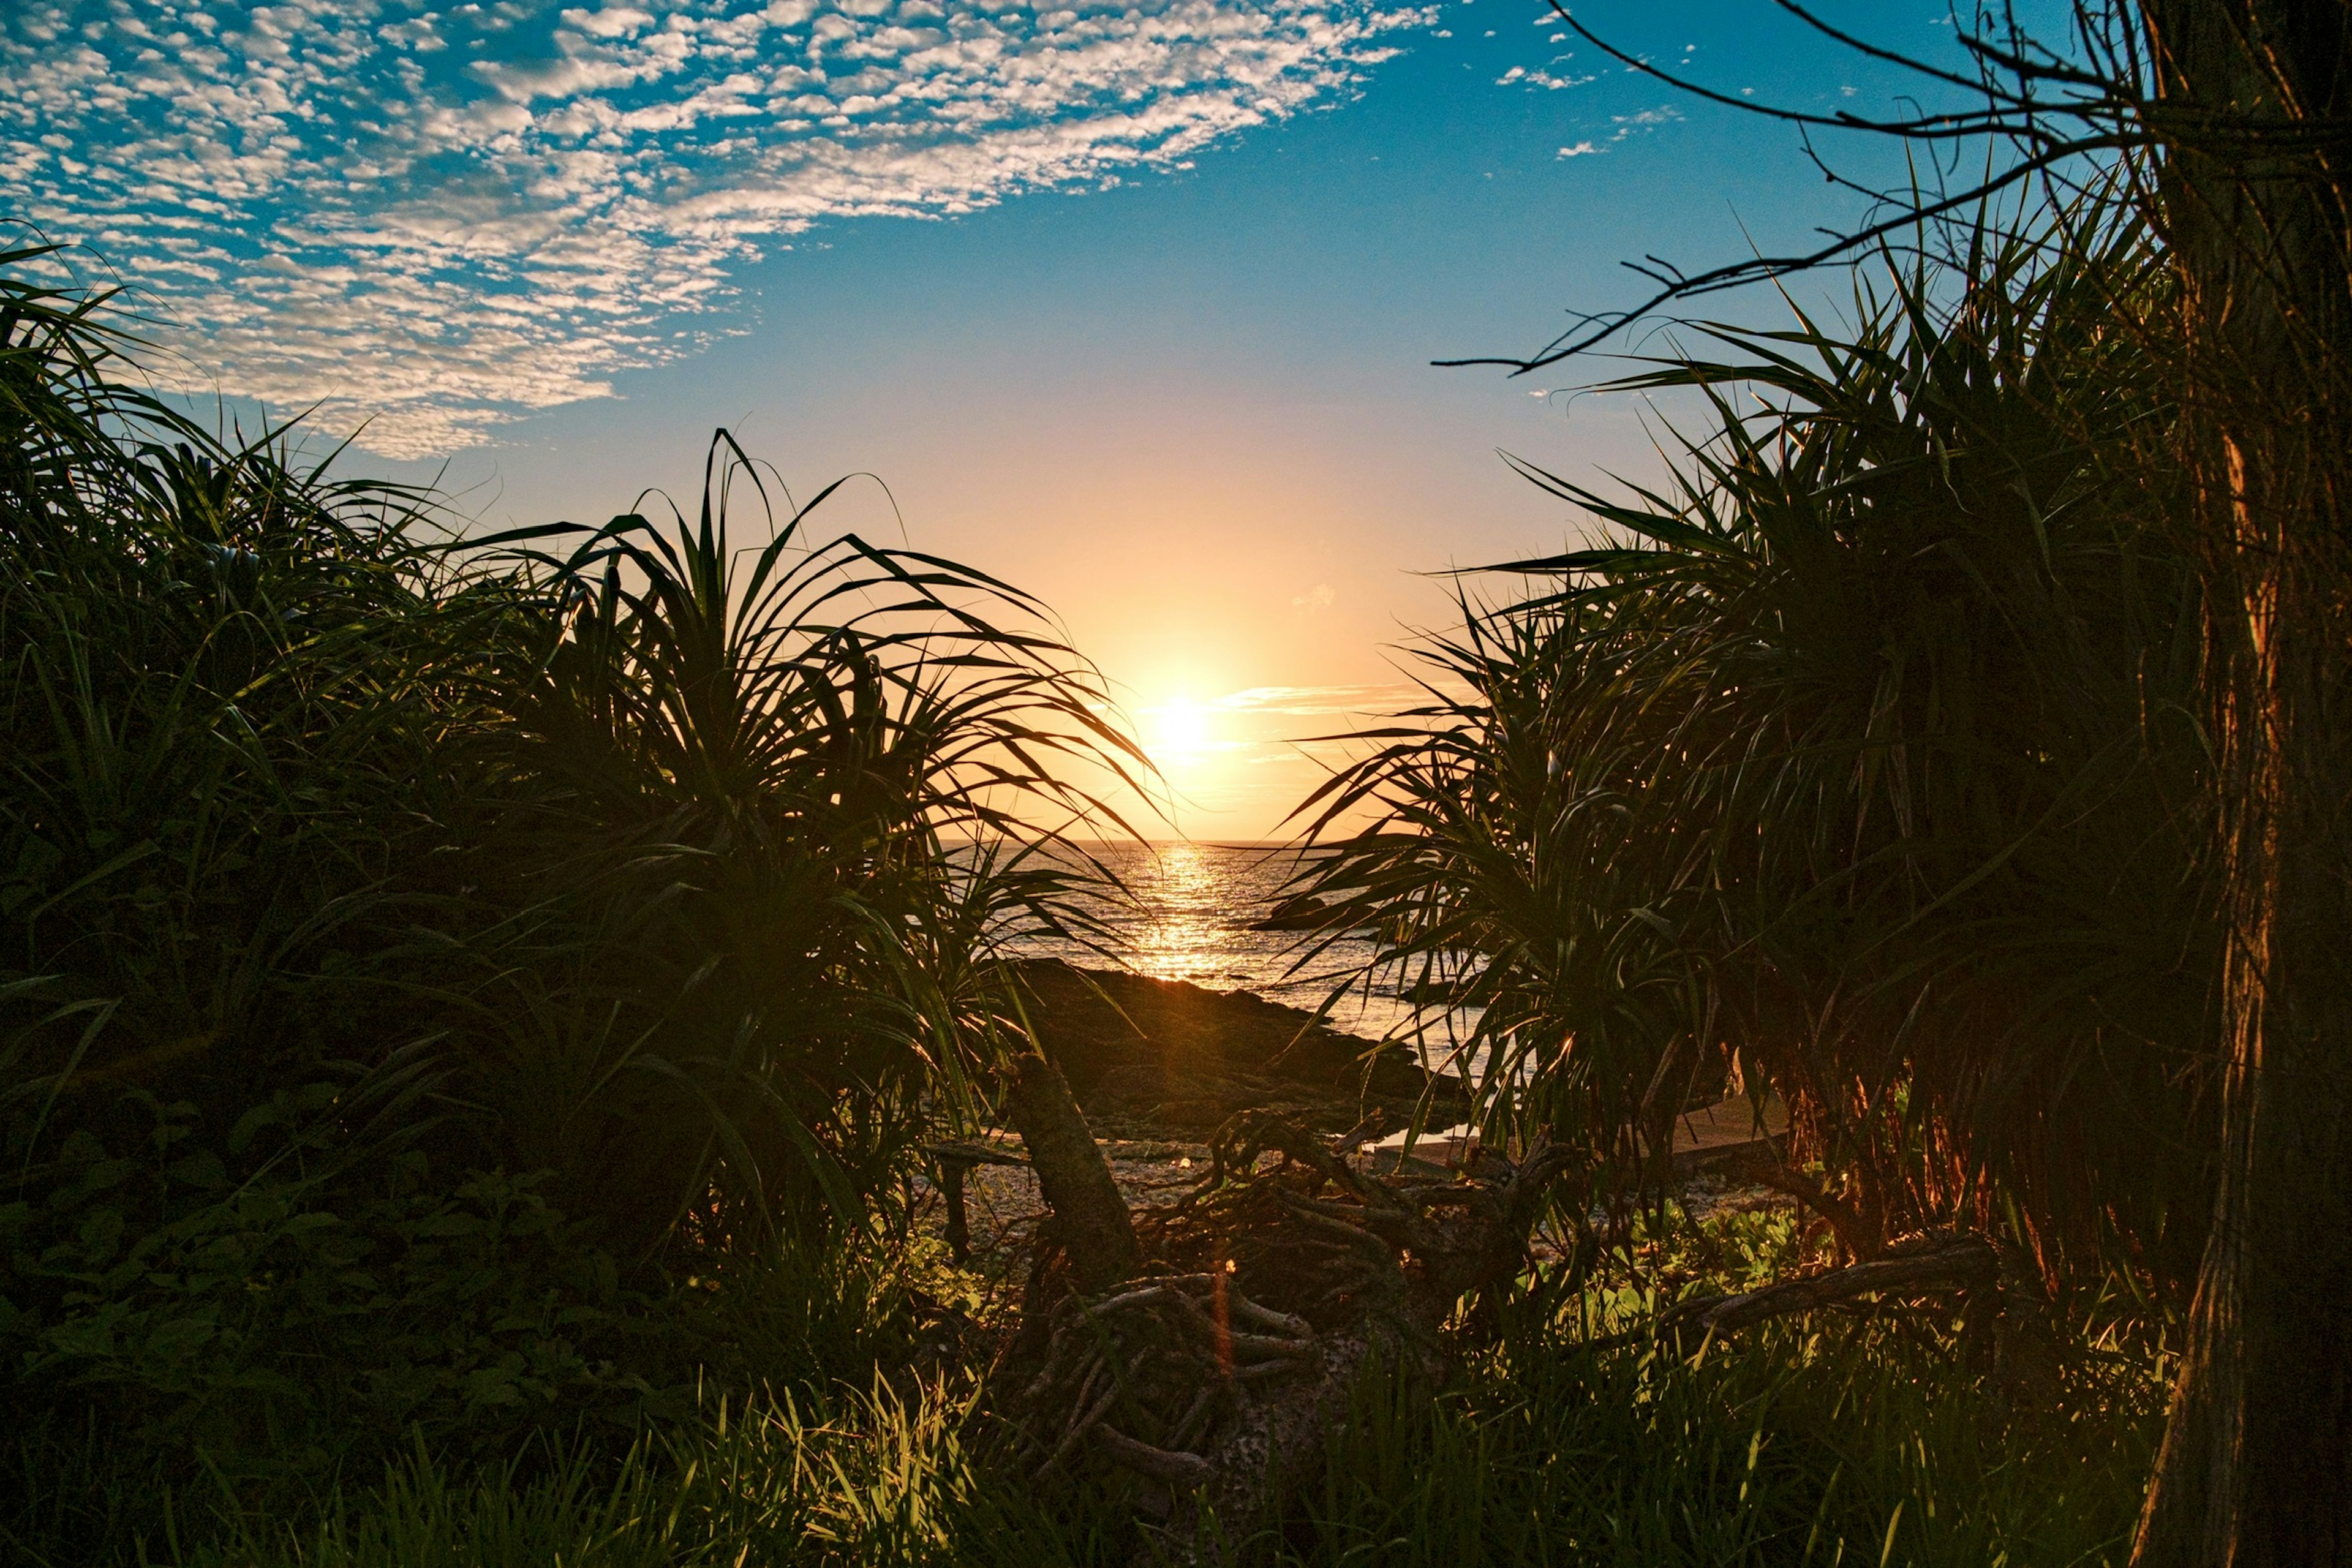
[466, 435, 1153, 1253]
[2, 252, 477, 1175]
[1292, 207, 2220, 1291]
[1, 235, 1152, 1277]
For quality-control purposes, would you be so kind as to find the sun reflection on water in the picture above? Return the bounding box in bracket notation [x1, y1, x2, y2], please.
[1008, 841, 1438, 1043]
[1127, 840, 1232, 987]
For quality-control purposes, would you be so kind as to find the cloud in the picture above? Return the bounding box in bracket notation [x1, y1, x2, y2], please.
[1556, 140, 1599, 157]
[1499, 57, 1591, 92]
[4, 0, 1427, 457]
[1608, 104, 1682, 137]
[1291, 582, 1335, 612]
[1210, 682, 1420, 717]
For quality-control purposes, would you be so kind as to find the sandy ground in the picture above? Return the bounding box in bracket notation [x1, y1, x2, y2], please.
[910, 1126, 1792, 1291]
[910, 1135, 1213, 1283]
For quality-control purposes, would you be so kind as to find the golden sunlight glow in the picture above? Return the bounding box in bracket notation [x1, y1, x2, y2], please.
[1149, 694, 1212, 761]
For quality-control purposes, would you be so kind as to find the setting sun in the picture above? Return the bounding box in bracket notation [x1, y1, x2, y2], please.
[1149, 694, 1212, 761]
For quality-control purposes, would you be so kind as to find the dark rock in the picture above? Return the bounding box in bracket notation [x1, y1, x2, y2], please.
[1247, 894, 1336, 931]
[1011, 959, 1464, 1139]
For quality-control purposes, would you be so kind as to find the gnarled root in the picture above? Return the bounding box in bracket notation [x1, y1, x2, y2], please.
[1613, 1229, 2059, 1400]
[1651, 1230, 2002, 1345]
[1012, 1271, 1321, 1483]
[1001, 1110, 1583, 1560]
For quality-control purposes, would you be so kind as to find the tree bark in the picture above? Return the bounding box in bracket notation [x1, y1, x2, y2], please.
[1001, 1047, 1143, 1294]
[2133, 5, 2352, 1563]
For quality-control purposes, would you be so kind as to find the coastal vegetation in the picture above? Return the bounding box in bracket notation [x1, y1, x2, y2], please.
[1294, 206, 2215, 1294]
[0, 241, 1134, 1555]
[0, 211, 2173, 1564]
[6, 4, 2348, 1562]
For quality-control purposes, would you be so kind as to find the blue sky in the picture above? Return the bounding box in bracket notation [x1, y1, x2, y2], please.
[10, 0, 2012, 834]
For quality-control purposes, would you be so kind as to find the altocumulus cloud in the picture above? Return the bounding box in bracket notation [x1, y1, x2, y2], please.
[4, 0, 1422, 456]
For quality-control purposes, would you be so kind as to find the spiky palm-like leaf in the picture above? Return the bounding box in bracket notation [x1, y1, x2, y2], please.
[1295, 209, 2215, 1286]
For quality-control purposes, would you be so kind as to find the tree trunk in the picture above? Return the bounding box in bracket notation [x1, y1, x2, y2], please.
[1001, 1047, 1143, 1294]
[2133, 5, 2352, 1562]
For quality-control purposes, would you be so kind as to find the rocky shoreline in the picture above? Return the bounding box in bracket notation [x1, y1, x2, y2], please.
[1011, 957, 1468, 1139]
[913, 960, 1467, 1279]
[917, 961, 1787, 1282]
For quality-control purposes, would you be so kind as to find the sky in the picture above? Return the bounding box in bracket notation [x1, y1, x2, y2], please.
[7, 0, 2016, 837]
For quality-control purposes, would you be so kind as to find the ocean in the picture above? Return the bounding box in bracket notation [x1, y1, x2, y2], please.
[1002, 839, 1437, 1047]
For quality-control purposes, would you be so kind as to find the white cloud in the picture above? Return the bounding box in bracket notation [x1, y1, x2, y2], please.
[1211, 683, 1419, 716]
[4, 0, 1428, 456]
[1609, 104, 1682, 136]
[1291, 582, 1335, 612]
[1496, 55, 1589, 92]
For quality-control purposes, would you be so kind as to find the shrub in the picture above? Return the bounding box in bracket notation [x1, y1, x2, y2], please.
[0, 236, 1134, 1558]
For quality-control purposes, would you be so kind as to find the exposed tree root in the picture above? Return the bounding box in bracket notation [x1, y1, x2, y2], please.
[1594, 1229, 2058, 1395]
[992, 1034, 2079, 1561]
[1654, 1231, 2000, 1341]
[996, 1104, 1583, 1560]
[993, 1050, 2060, 1561]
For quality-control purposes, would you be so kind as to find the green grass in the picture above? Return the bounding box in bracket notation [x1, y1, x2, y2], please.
[1269, 1208, 2163, 1568]
[151, 1312, 2158, 1568]
[183, 1385, 1023, 1568]
[46, 1208, 2159, 1568]
[1282, 1320, 2158, 1567]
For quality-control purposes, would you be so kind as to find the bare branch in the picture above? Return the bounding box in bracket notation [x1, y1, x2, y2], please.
[1438, 144, 2119, 374]
[1547, 3, 2114, 149]
[1448, 4, 2174, 372]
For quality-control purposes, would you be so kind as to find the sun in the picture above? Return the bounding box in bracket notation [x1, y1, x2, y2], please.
[1150, 695, 1212, 760]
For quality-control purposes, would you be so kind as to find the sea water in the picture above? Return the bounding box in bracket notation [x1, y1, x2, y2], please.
[1000, 839, 1463, 1054]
